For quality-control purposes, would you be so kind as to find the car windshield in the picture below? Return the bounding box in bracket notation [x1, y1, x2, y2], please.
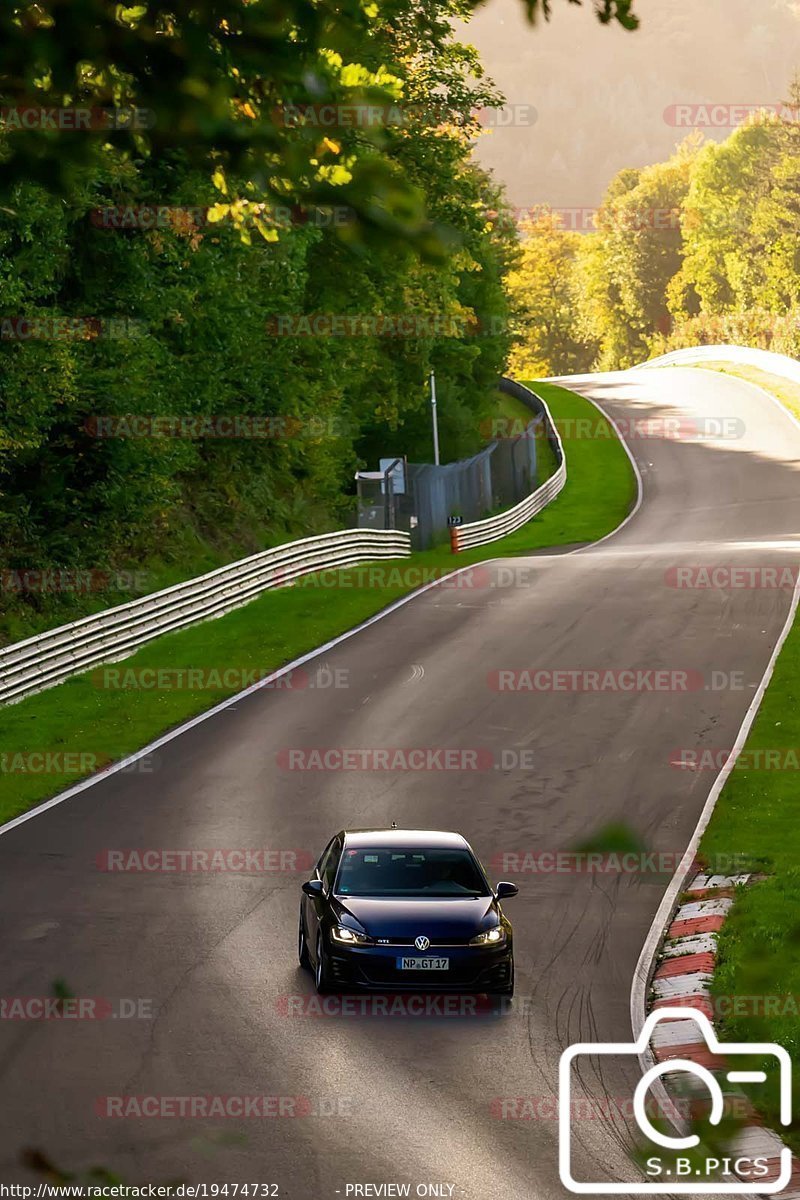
[335, 847, 490, 897]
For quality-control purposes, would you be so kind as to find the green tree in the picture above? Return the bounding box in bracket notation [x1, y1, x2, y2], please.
[505, 210, 596, 377]
[668, 119, 785, 317]
[0, 0, 638, 636]
[575, 140, 699, 368]
[0, 1, 638, 245]
[0, 0, 517, 622]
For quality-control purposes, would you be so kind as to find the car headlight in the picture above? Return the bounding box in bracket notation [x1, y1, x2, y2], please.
[331, 924, 373, 945]
[469, 926, 506, 946]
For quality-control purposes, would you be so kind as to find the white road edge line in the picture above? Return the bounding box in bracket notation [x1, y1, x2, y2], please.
[0, 381, 563, 839]
[541, 362, 800, 1170]
[563, 388, 644, 554]
[629, 359, 800, 1051]
[624, 360, 800, 1153]
[0, 559, 510, 839]
[629, 569, 800, 1051]
[0, 377, 642, 843]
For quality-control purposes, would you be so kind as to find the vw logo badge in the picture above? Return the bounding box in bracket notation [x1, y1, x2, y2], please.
[414, 935, 430, 951]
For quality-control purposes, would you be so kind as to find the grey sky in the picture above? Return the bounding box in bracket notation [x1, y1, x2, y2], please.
[464, 0, 800, 213]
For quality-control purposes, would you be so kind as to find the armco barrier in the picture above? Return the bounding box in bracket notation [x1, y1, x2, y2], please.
[0, 529, 411, 706]
[451, 380, 566, 552]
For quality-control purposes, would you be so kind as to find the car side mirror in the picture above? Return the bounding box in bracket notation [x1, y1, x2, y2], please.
[302, 879, 324, 898]
[495, 881, 519, 900]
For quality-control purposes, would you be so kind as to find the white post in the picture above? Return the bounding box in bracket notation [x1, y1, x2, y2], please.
[429, 369, 440, 466]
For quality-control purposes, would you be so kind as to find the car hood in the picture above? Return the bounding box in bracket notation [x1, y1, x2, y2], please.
[332, 895, 499, 939]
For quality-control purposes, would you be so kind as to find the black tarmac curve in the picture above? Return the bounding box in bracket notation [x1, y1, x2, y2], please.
[1, 368, 799, 1199]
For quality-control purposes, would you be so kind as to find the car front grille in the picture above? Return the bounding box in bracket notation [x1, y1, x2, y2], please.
[371, 936, 471, 947]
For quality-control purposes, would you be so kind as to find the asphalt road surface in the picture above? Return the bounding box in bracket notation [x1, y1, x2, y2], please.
[1, 367, 799, 1199]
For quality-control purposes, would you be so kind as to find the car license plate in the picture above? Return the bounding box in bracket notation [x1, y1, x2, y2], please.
[396, 957, 449, 970]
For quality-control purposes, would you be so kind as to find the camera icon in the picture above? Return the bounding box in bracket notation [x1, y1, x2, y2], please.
[559, 1006, 792, 1194]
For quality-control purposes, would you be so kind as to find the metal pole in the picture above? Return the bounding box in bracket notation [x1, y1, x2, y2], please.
[383, 457, 403, 530]
[386, 470, 395, 530]
[429, 370, 440, 466]
[383, 466, 391, 530]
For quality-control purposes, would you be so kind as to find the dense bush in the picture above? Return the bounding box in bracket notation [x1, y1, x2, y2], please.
[511, 98, 800, 374]
[0, 6, 518, 638]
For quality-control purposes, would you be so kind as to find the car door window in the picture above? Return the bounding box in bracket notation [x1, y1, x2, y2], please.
[320, 838, 342, 894]
[315, 838, 335, 880]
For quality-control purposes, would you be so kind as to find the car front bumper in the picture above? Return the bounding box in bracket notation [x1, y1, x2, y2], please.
[325, 940, 513, 991]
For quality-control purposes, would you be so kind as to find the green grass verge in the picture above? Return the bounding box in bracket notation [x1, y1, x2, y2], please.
[699, 622, 800, 1150]
[0, 380, 637, 825]
[673, 363, 800, 1149]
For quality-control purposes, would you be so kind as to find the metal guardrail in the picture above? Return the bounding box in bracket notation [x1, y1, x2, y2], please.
[451, 381, 567, 552]
[1, 377, 568, 701]
[0, 529, 411, 706]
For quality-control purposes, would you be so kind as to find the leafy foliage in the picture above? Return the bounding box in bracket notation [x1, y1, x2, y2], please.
[505, 209, 597, 377]
[577, 138, 700, 369]
[0, 0, 642, 632]
[0, 0, 638, 248]
[0, 2, 522, 631]
[525, 0, 638, 26]
[510, 97, 800, 374]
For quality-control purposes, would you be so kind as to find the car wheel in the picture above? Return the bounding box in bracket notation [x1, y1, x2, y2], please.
[298, 908, 311, 969]
[315, 930, 333, 994]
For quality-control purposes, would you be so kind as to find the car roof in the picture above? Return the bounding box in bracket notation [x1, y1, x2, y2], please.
[340, 828, 470, 850]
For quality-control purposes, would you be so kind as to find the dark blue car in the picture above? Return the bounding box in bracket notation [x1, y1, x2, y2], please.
[298, 828, 517, 996]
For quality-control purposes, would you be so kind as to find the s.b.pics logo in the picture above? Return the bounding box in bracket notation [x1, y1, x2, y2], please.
[559, 1008, 792, 1193]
